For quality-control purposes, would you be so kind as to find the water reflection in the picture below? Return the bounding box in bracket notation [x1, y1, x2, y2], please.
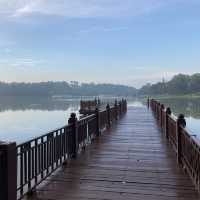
[158, 97, 200, 119]
[0, 96, 80, 111]
[0, 96, 80, 143]
[0, 96, 139, 144]
[0, 96, 199, 142]
[157, 97, 200, 137]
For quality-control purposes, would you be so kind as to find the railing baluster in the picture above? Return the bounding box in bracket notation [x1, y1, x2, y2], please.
[58, 132, 61, 163]
[24, 144, 28, 185]
[38, 141, 41, 179]
[34, 139, 38, 185]
[41, 137, 44, 180]
[55, 131, 58, 167]
[50, 134, 53, 171]
[44, 139, 47, 172]
[20, 145, 24, 197]
[53, 134, 55, 170]
[28, 142, 31, 192]
[31, 146, 34, 180]
[46, 136, 50, 174]
[64, 127, 67, 160]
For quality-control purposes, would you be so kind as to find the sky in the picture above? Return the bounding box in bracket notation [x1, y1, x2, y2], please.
[0, 0, 200, 88]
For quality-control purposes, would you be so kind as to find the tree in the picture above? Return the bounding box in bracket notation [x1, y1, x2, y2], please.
[167, 74, 190, 94]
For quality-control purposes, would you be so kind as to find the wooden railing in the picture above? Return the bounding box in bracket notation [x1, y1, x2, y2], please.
[80, 99, 100, 110]
[0, 99, 127, 200]
[150, 99, 200, 191]
[79, 99, 101, 114]
[16, 125, 74, 199]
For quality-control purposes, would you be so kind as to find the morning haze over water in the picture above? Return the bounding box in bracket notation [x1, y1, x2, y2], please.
[0, 96, 200, 143]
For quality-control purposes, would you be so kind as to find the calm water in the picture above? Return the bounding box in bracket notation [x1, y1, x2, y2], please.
[0, 96, 143, 144]
[1, 96, 199, 144]
[157, 97, 200, 138]
[0, 96, 81, 143]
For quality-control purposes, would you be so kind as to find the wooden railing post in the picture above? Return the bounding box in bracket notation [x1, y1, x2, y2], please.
[160, 104, 165, 129]
[165, 107, 172, 140]
[68, 113, 78, 158]
[157, 103, 160, 122]
[122, 99, 125, 113]
[150, 99, 153, 111]
[177, 114, 186, 164]
[125, 99, 127, 112]
[95, 108, 101, 136]
[155, 101, 158, 118]
[0, 142, 17, 200]
[106, 104, 111, 128]
[153, 99, 155, 113]
[119, 101, 122, 116]
[147, 97, 150, 109]
[114, 100, 118, 120]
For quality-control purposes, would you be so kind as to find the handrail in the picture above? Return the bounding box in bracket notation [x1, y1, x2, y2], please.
[16, 125, 69, 148]
[0, 99, 127, 200]
[149, 98, 200, 191]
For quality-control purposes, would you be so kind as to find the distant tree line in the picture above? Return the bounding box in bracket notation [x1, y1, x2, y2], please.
[0, 81, 137, 97]
[1, 73, 199, 97]
[139, 73, 200, 95]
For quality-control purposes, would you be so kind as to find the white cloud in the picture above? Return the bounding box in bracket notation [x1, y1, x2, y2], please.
[11, 58, 37, 67]
[0, 57, 46, 69]
[0, 0, 186, 19]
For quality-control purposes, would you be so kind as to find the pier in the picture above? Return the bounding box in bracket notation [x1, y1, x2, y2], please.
[1, 99, 200, 200]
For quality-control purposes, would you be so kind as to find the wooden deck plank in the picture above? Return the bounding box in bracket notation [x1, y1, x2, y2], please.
[25, 106, 200, 200]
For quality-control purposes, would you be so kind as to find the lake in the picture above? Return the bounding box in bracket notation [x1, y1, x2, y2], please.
[156, 97, 200, 138]
[0, 96, 144, 144]
[0, 96, 199, 144]
[0, 96, 81, 143]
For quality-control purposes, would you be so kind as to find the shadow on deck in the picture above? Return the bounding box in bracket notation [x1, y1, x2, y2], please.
[26, 106, 200, 200]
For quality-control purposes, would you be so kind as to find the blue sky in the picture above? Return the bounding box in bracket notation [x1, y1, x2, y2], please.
[0, 0, 200, 88]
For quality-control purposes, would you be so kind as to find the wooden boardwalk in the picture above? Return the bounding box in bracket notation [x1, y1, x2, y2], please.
[27, 106, 200, 200]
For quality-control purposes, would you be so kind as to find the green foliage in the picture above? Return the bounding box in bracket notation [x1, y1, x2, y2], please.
[0, 81, 137, 97]
[139, 73, 200, 95]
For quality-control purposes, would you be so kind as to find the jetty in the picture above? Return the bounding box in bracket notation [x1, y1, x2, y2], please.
[1, 99, 200, 200]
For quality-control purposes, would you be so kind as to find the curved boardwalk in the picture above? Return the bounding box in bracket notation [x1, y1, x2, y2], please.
[28, 106, 200, 200]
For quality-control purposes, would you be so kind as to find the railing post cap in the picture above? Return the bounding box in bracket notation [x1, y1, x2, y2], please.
[166, 107, 172, 115]
[178, 113, 185, 118]
[68, 113, 77, 124]
[177, 113, 186, 127]
[70, 112, 76, 118]
[0, 141, 8, 145]
[0, 141, 16, 149]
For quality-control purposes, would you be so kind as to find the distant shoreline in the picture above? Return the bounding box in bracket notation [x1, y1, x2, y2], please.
[150, 94, 200, 100]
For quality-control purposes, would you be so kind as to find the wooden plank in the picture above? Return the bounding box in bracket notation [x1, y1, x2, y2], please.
[24, 107, 200, 200]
